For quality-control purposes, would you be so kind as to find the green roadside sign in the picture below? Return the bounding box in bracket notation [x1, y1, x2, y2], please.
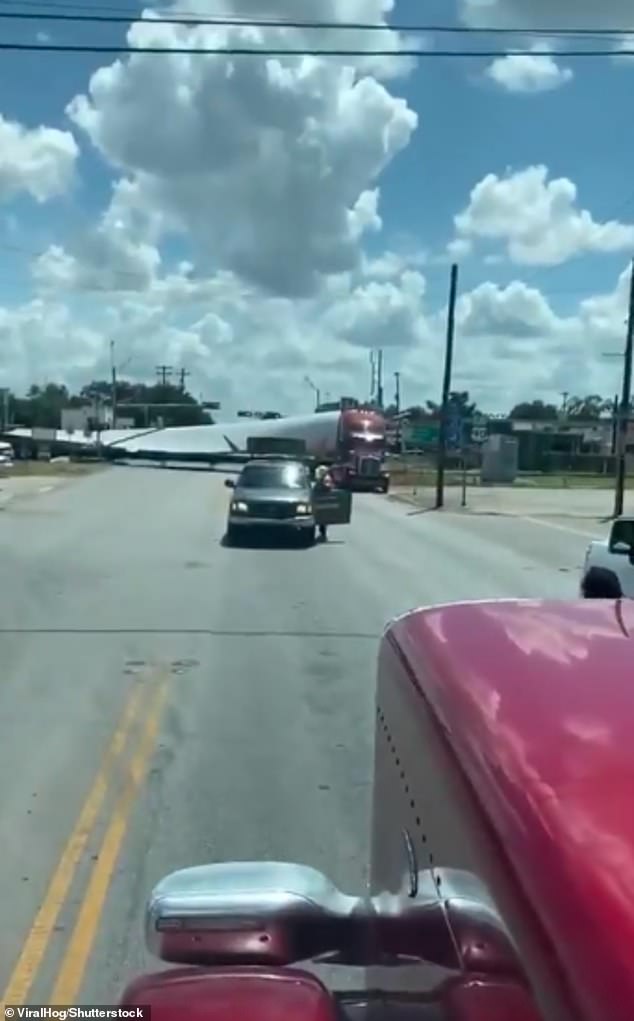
[409, 424, 440, 446]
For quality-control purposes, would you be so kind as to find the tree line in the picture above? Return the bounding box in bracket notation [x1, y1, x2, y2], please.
[390, 392, 617, 423]
[4, 380, 214, 430]
[1, 381, 619, 431]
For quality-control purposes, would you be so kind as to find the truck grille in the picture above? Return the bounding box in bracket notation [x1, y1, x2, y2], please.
[357, 458, 380, 477]
[248, 501, 296, 519]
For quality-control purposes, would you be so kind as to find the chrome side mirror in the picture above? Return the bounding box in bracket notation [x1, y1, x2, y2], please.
[146, 861, 361, 966]
[145, 862, 521, 976]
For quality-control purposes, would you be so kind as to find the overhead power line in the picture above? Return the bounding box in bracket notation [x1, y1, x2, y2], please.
[0, 42, 631, 56]
[1, 8, 634, 37]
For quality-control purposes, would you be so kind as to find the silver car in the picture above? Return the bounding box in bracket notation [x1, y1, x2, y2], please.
[225, 459, 316, 545]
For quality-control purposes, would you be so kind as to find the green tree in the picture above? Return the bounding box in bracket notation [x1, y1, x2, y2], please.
[510, 400, 559, 420]
[7, 378, 214, 430]
[565, 395, 613, 420]
[425, 391, 479, 417]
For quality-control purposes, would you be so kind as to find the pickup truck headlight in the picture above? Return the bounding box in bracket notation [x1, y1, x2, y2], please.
[231, 501, 249, 513]
[295, 503, 310, 515]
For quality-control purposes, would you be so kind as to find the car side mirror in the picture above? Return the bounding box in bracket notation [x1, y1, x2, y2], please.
[225, 478, 235, 488]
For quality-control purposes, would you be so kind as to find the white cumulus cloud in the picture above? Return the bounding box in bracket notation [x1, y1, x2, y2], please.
[1, 256, 631, 416]
[64, 1, 417, 298]
[486, 43, 573, 93]
[0, 115, 78, 203]
[454, 165, 634, 265]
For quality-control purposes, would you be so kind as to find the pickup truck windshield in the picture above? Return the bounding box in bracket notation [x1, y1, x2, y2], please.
[239, 465, 307, 489]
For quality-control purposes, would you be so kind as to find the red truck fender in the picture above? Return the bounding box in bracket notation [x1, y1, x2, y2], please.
[121, 967, 338, 1021]
[372, 598, 634, 1021]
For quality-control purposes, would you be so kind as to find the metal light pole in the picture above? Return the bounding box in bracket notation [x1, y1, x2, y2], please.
[304, 376, 320, 411]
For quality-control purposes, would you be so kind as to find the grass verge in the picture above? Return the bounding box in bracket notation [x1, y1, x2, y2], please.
[0, 460, 106, 478]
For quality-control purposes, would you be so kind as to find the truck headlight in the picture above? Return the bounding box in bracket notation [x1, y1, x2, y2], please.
[231, 501, 248, 513]
[296, 503, 310, 515]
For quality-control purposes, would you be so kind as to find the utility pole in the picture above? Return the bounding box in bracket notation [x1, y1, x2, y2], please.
[394, 371, 401, 414]
[156, 365, 173, 387]
[611, 393, 619, 456]
[435, 263, 459, 510]
[110, 340, 117, 428]
[613, 258, 634, 517]
[369, 351, 376, 404]
[0, 387, 8, 431]
[377, 348, 384, 409]
[178, 367, 191, 392]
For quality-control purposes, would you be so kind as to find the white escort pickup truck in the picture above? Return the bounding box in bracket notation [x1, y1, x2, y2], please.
[580, 516, 634, 598]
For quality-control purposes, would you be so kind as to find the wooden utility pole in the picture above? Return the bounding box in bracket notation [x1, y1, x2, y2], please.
[376, 349, 384, 409]
[435, 264, 459, 510]
[611, 393, 619, 456]
[369, 351, 376, 403]
[156, 365, 173, 387]
[110, 340, 117, 427]
[0, 387, 8, 431]
[179, 367, 191, 391]
[394, 371, 401, 414]
[613, 258, 634, 518]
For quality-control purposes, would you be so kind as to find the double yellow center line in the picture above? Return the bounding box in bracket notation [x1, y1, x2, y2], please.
[1, 669, 170, 1008]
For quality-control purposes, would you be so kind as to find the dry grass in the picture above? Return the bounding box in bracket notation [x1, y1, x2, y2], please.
[0, 460, 107, 478]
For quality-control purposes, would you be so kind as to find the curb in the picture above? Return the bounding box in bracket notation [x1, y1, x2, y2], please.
[389, 491, 609, 521]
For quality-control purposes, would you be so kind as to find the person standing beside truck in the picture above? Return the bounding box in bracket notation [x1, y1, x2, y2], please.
[312, 465, 334, 541]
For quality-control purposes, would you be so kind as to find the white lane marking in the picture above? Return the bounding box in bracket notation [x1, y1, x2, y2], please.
[517, 515, 601, 539]
[39, 485, 53, 493]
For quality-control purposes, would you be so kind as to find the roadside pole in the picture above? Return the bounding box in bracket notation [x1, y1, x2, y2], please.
[435, 263, 459, 509]
[611, 393, 619, 456]
[0, 387, 8, 432]
[461, 449, 467, 508]
[110, 340, 118, 428]
[613, 257, 634, 518]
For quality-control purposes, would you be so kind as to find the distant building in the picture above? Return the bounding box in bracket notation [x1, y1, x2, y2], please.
[61, 407, 94, 433]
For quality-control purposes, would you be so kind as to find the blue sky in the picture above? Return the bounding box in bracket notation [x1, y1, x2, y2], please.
[0, 0, 632, 411]
[384, 0, 634, 309]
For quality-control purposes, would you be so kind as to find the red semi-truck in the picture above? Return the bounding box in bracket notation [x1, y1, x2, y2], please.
[241, 408, 390, 493]
[331, 408, 389, 493]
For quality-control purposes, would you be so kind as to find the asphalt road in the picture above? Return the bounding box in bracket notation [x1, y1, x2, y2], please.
[0, 466, 597, 1006]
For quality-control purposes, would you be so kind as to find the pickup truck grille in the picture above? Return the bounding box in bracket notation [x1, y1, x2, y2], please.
[248, 501, 297, 519]
[357, 458, 380, 477]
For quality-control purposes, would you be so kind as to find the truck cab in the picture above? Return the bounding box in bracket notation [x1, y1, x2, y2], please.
[580, 516, 634, 598]
[337, 409, 390, 493]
